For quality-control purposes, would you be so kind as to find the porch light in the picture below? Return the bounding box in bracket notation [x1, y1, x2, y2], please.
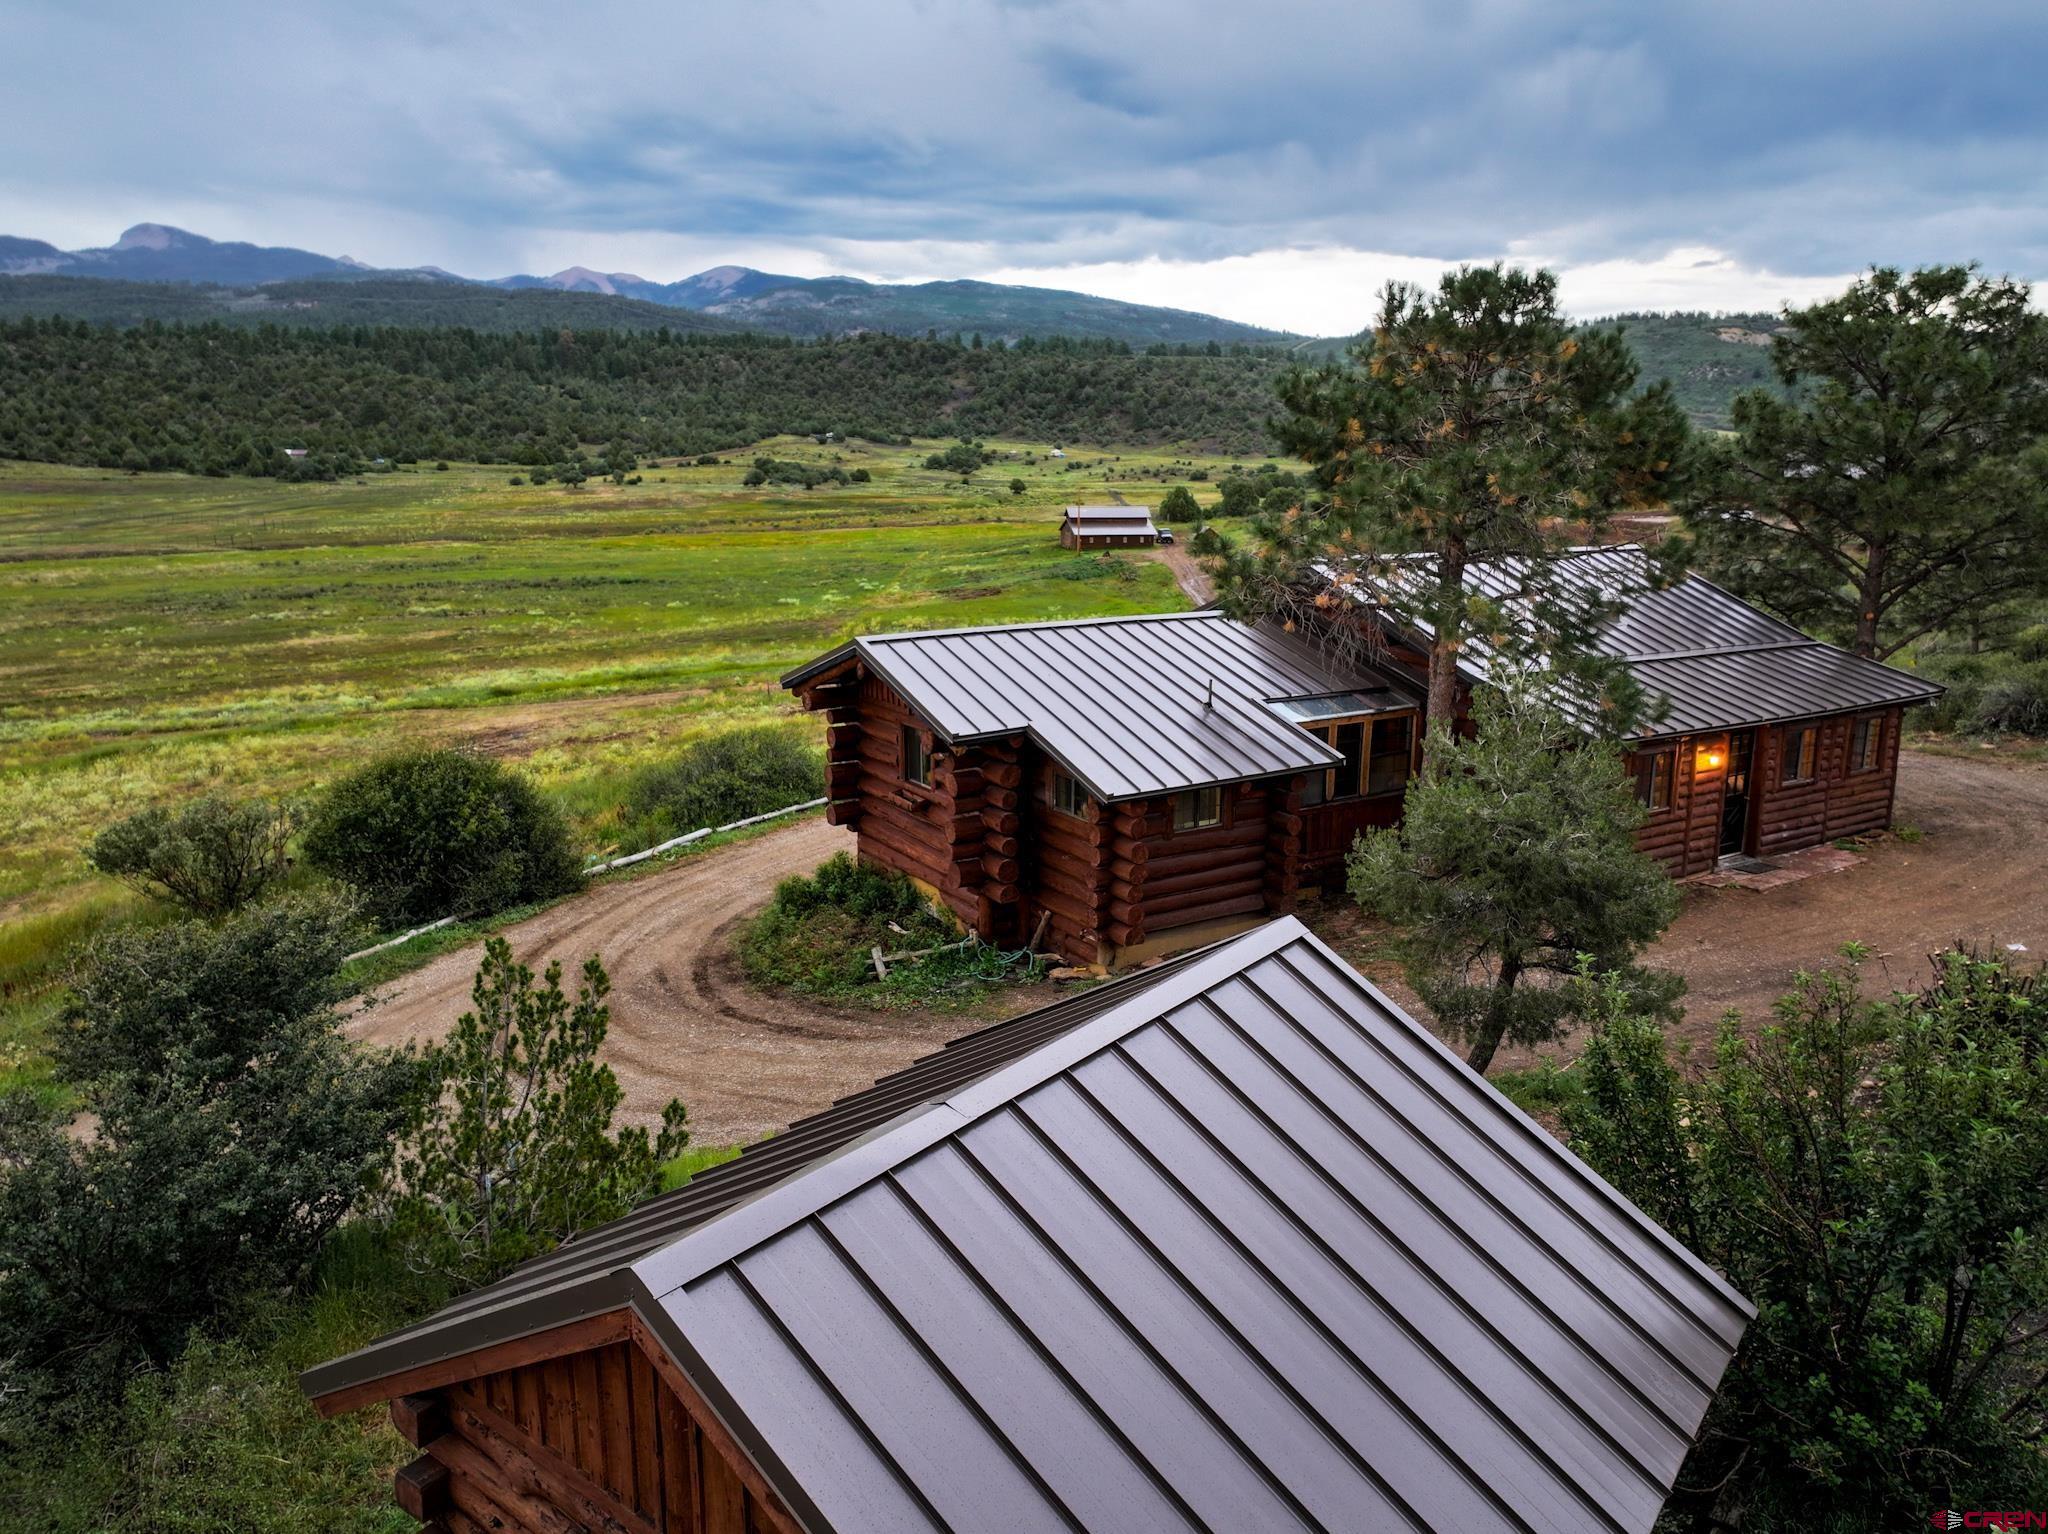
[1698, 746, 1725, 771]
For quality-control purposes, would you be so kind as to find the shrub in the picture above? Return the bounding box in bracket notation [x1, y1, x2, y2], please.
[694, 453, 719, 466]
[738, 853, 958, 998]
[0, 899, 422, 1415]
[1189, 524, 1232, 557]
[389, 941, 687, 1288]
[1565, 948, 2048, 1527]
[849, 467, 871, 482]
[1978, 662, 2048, 733]
[1158, 485, 1200, 522]
[86, 794, 300, 917]
[621, 726, 822, 850]
[302, 749, 582, 928]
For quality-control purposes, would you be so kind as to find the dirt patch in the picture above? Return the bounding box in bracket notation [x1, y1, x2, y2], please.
[1149, 542, 1215, 604]
[343, 818, 1054, 1146]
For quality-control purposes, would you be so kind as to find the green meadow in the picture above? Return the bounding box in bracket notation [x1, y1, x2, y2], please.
[0, 436, 1226, 1060]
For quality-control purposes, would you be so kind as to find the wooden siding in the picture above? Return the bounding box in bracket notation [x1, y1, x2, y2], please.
[1628, 706, 1905, 877]
[1129, 781, 1281, 934]
[1753, 708, 1902, 855]
[1059, 525, 1156, 548]
[392, 1334, 796, 1534]
[1299, 795, 1404, 880]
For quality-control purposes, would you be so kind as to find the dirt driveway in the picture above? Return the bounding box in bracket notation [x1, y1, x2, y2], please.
[1646, 747, 2044, 1034]
[350, 751, 2044, 1146]
[344, 816, 940, 1147]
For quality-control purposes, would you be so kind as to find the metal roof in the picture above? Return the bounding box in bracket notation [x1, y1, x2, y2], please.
[1351, 545, 1940, 739]
[300, 946, 1222, 1403]
[783, 611, 1409, 802]
[639, 918, 1751, 1534]
[1064, 506, 1159, 537]
[312, 919, 1752, 1533]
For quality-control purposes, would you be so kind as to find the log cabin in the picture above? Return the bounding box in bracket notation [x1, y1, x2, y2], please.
[304, 916, 1752, 1534]
[785, 548, 1941, 969]
[783, 609, 1422, 969]
[1058, 504, 1158, 548]
[1338, 546, 1944, 878]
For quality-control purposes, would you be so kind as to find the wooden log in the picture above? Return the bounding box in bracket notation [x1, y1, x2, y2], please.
[980, 853, 1020, 883]
[980, 807, 1020, 836]
[825, 798, 861, 827]
[983, 831, 1020, 859]
[1142, 890, 1266, 928]
[1105, 919, 1147, 946]
[432, 1432, 587, 1534]
[982, 881, 1019, 906]
[983, 761, 1024, 789]
[395, 1455, 451, 1522]
[1111, 836, 1149, 866]
[392, 1393, 450, 1449]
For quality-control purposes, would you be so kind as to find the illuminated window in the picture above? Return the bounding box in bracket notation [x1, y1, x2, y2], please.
[1849, 715, 1882, 773]
[1050, 770, 1089, 818]
[900, 725, 930, 787]
[1172, 785, 1224, 831]
[1634, 750, 1675, 811]
[1781, 725, 1817, 784]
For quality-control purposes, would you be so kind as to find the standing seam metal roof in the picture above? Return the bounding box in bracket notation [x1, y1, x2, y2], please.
[624, 917, 1752, 1534]
[783, 612, 1408, 801]
[1349, 545, 1940, 739]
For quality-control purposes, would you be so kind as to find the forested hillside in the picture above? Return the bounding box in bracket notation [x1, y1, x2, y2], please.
[0, 275, 743, 334]
[0, 320, 1291, 469]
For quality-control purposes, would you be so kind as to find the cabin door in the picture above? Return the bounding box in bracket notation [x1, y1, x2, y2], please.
[1718, 730, 1755, 857]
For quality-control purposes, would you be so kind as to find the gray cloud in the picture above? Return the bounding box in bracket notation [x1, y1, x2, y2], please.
[4, 0, 2046, 297]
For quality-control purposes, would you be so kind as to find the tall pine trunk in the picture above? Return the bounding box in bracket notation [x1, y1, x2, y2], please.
[1424, 550, 1466, 766]
[1465, 954, 1522, 1073]
[1853, 545, 1886, 658]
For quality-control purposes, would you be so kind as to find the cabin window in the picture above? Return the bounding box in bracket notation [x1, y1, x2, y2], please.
[1049, 770, 1089, 819]
[1780, 725, 1817, 785]
[1366, 716, 1414, 797]
[1849, 714, 1883, 773]
[1299, 711, 1417, 800]
[900, 724, 930, 787]
[1172, 785, 1224, 832]
[1634, 749, 1675, 812]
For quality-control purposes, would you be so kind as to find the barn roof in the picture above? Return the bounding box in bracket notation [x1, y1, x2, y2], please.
[783, 611, 1410, 802]
[1350, 544, 1940, 738]
[308, 918, 1752, 1534]
[1064, 505, 1158, 536]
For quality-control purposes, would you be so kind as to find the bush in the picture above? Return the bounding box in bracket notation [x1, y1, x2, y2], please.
[302, 749, 582, 928]
[389, 941, 687, 1288]
[1979, 663, 2048, 733]
[1158, 485, 1200, 522]
[620, 726, 822, 850]
[1565, 948, 2048, 1527]
[1189, 524, 1232, 557]
[0, 899, 422, 1417]
[1919, 652, 2048, 735]
[738, 853, 957, 997]
[694, 453, 718, 466]
[849, 467, 871, 482]
[86, 794, 299, 917]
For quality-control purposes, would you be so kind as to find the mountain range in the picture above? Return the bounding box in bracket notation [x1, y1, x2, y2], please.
[0, 224, 1291, 345]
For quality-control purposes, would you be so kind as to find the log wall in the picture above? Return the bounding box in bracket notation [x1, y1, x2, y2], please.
[1630, 738, 1725, 879]
[389, 1334, 795, 1534]
[1752, 707, 1903, 856]
[1126, 780, 1278, 936]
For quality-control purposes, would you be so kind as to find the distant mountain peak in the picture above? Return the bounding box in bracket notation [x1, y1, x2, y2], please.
[114, 222, 189, 251]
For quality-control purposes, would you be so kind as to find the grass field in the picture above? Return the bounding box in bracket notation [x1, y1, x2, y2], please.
[0, 436, 1230, 1067]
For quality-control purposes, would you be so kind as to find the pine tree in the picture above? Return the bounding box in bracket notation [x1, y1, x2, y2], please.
[1218, 265, 1693, 761]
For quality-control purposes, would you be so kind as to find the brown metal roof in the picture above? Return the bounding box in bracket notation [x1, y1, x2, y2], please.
[636, 918, 1750, 1534]
[783, 611, 1409, 802]
[1350, 545, 1940, 738]
[310, 918, 1753, 1534]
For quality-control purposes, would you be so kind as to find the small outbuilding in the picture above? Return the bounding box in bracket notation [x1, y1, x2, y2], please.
[1059, 504, 1157, 548]
[305, 917, 1751, 1534]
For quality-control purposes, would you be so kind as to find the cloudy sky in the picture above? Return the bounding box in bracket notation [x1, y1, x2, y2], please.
[5, 0, 2045, 334]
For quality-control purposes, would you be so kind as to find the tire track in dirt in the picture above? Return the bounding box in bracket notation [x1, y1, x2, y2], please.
[343, 817, 987, 1146]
